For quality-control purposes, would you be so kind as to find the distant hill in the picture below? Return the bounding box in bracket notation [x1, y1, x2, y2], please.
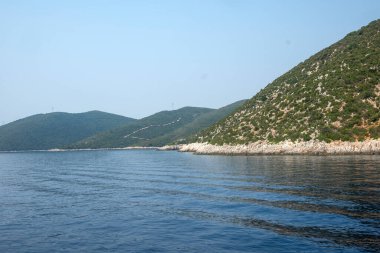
[0, 111, 136, 151]
[70, 107, 214, 148]
[70, 101, 245, 149]
[163, 100, 247, 144]
[196, 19, 380, 144]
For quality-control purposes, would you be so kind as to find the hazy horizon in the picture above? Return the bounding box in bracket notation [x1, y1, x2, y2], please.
[1, 0, 379, 125]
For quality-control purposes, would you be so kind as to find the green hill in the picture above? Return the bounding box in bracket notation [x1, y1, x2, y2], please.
[145, 100, 247, 145]
[196, 19, 380, 145]
[0, 111, 136, 151]
[70, 107, 213, 148]
[70, 101, 245, 149]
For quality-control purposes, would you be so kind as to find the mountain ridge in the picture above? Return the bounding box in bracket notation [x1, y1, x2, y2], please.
[69, 101, 246, 149]
[195, 19, 380, 145]
[0, 100, 246, 151]
[0, 111, 136, 151]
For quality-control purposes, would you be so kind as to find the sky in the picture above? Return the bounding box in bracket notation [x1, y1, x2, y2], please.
[0, 0, 379, 124]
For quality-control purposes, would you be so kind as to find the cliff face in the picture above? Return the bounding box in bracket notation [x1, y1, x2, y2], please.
[197, 20, 380, 145]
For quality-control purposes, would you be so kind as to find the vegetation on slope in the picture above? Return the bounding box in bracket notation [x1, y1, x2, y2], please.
[70, 101, 246, 148]
[149, 100, 247, 145]
[70, 107, 213, 148]
[0, 111, 135, 151]
[197, 19, 380, 144]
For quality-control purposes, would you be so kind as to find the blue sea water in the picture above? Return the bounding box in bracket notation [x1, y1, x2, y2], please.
[0, 150, 379, 252]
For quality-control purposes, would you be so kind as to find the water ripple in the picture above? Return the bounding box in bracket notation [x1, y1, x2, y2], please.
[0, 150, 379, 252]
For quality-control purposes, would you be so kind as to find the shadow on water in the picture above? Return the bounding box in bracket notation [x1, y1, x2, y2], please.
[163, 208, 380, 252]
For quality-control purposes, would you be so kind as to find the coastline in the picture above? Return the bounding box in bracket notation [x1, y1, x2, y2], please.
[0, 146, 160, 153]
[160, 140, 380, 155]
[2, 140, 380, 155]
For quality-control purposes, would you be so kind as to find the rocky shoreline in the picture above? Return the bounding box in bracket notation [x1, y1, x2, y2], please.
[160, 140, 380, 155]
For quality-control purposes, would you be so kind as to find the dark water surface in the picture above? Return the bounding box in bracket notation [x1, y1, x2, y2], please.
[0, 150, 379, 252]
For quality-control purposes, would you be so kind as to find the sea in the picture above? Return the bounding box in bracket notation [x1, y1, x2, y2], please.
[0, 150, 379, 252]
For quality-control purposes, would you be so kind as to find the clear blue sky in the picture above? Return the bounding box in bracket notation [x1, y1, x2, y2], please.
[1, 0, 379, 124]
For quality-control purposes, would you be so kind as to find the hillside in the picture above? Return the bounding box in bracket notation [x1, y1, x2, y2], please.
[196, 19, 380, 145]
[70, 107, 213, 148]
[0, 111, 135, 151]
[145, 100, 247, 145]
[70, 101, 245, 149]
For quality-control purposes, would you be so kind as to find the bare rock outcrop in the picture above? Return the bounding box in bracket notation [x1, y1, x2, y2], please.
[161, 140, 380, 155]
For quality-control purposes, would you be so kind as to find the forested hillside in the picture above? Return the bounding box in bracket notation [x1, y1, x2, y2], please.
[0, 111, 135, 151]
[70, 101, 246, 148]
[197, 20, 380, 144]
